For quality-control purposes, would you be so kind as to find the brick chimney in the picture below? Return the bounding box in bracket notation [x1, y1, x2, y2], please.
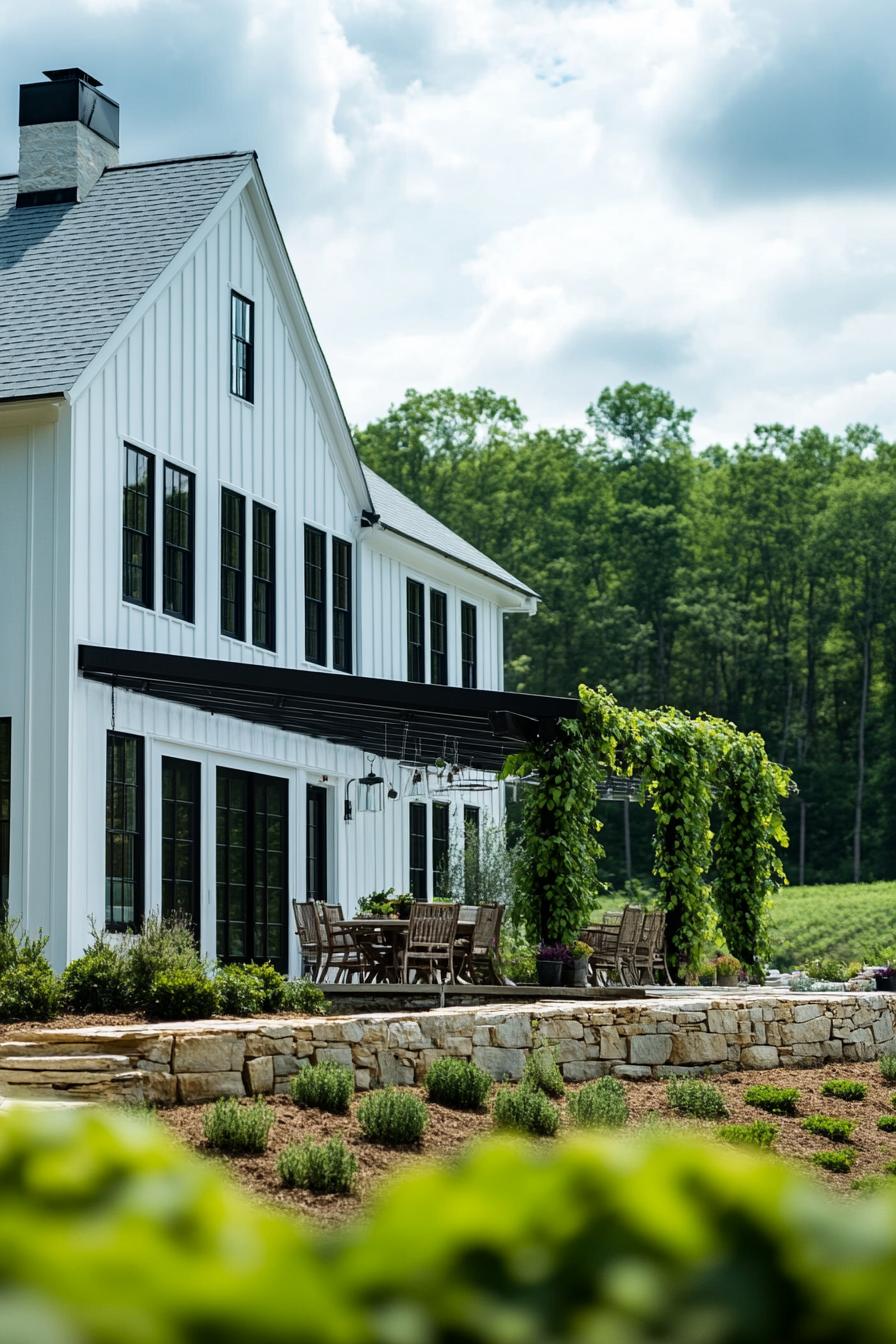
[17, 68, 119, 207]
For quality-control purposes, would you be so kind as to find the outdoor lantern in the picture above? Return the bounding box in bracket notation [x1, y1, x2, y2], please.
[408, 768, 426, 799]
[344, 779, 354, 822]
[358, 764, 385, 813]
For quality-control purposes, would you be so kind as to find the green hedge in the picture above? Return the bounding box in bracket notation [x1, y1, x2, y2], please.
[3, 1108, 896, 1342]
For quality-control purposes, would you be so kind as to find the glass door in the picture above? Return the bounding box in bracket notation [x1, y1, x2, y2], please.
[306, 784, 328, 903]
[216, 768, 288, 971]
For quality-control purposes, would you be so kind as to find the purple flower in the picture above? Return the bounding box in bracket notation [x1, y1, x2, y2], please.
[537, 942, 572, 963]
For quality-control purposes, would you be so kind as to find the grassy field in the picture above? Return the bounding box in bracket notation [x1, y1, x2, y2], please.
[768, 881, 896, 969]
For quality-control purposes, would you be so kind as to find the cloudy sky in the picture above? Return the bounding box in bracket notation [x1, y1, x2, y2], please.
[2, 0, 895, 446]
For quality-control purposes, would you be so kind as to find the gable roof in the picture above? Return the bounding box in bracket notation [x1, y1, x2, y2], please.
[362, 464, 537, 600]
[0, 152, 252, 401]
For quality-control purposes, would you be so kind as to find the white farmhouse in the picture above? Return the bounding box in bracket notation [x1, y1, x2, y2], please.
[0, 68, 565, 973]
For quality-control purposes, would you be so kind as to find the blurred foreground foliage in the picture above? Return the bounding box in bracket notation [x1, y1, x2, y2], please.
[2, 1106, 896, 1343]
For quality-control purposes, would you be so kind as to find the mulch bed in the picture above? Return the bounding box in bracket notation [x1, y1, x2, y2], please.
[152, 1061, 896, 1225]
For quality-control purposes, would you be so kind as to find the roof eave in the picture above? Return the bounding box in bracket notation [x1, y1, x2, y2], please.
[377, 519, 539, 607]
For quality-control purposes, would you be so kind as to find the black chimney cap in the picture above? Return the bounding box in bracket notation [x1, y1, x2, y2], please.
[43, 68, 103, 88]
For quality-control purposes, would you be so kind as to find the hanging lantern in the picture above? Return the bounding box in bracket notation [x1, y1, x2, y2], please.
[408, 768, 427, 799]
[358, 766, 385, 813]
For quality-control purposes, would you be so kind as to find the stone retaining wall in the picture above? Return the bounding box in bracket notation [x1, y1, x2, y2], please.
[1, 992, 893, 1105]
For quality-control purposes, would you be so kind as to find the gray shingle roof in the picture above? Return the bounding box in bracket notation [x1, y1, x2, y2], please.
[0, 152, 252, 400]
[362, 464, 537, 600]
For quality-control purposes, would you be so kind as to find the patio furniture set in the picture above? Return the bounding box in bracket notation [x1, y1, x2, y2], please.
[293, 899, 506, 985]
[581, 906, 674, 986]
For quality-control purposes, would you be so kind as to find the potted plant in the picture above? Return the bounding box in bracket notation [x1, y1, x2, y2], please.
[872, 964, 896, 992]
[535, 943, 569, 987]
[358, 888, 397, 918]
[712, 953, 742, 987]
[392, 892, 413, 919]
[562, 940, 592, 988]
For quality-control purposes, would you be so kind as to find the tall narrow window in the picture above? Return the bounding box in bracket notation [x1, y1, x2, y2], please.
[163, 463, 195, 621]
[161, 757, 201, 929]
[463, 803, 480, 899]
[122, 444, 154, 608]
[105, 733, 144, 931]
[0, 719, 10, 921]
[252, 503, 275, 650]
[407, 579, 425, 682]
[432, 800, 450, 901]
[409, 801, 427, 902]
[220, 488, 245, 640]
[332, 538, 352, 673]
[430, 589, 448, 685]
[461, 601, 478, 689]
[304, 526, 326, 665]
[230, 291, 254, 402]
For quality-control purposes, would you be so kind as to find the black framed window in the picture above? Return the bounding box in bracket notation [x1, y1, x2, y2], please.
[252, 503, 276, 650]
[409, 801, 427, 902]
[432, 800, 450, 901]
[463, 803, 480, 898]
[0, 719, 9, 921]
[304, 526, 326, 665]
[163, 463, 195, 621]
[122, 444, 154, 608]
[430, 589, 448, 686]
[332, 537, 352, 673]
[161, 757, 201, 929]
[105, 732, 144, 931]
[230, 291, 254, 402]
[407, 579, 425, 683]
[306, 785, 328, 902]
[461, 601, 478, 689]
[221, 488, 245, 640]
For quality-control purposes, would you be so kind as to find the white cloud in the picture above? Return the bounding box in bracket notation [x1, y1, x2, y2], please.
[2, 0, 896, 446]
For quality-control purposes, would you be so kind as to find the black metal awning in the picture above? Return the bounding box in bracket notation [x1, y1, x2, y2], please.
[78, 645, 582, 774]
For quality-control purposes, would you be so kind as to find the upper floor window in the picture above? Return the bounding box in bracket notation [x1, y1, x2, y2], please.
[221, 488, 246, 640]
[332, 537, 352, 673]
[163, 464, 195, 622]
[230, 291, 254, 402]
[461, 601, 478, 689]
[430, 589, 448, 686]
[304, 527, 326, 665]
[105, 732, 144, 931]
[122, 444, 154, 608]
[252, 503, 276, 651]
[407, 579, 425, 683]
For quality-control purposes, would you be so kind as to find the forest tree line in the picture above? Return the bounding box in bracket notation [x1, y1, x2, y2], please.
[356, 383, 896, 888]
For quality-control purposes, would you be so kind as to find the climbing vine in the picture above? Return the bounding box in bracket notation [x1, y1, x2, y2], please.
[505, 683, 791, 975]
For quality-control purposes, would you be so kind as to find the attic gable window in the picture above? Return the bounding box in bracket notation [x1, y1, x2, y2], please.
[230, 291, 254, 402]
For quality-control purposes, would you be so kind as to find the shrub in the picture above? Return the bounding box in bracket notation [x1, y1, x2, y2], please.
[203, 1098, 275, 1155]
[811, 1149, 855, 1174]
[492, 1084, 560, 1137]
[146, 967, 217, 1021]
[289, 1061, 354, 1115]
[876, 1115, 896, 1133]
[567, 1077, 628, 1128]
[280, 978, 328, 1016]
[59, 934, 130, 1014]
[0, 957, 57, 1022]
[13, 1108, 896, 1341]
[666, 1078, 728, 1120]
[821, 1080, 867, 1102]
[801, 1115, 855, 1143]
[852, 1174, 893, 1195]
[744, 1085, 800, 1116]
[521, 1045, 565, 1098]
[125, 914, 205, 1011]
[717, 1120, 778, 1149]
[885, 1160, 896, 1176]
[214, 963, 266, 1017]
[278, 1138, 357, 1194]
[423, 1057, 492, 1110]
[243, 962, 286, 1012]
[879, 1052, 896, 1083]
[357, 1088, 428, 1146]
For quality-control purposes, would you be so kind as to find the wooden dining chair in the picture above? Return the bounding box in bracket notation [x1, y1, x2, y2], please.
[291, 899, 322, 982]
[318, 902, 367, 982]
[585, 906, 644, 985]
[455, 904, 504, 984]
[401, 901, 460, 984]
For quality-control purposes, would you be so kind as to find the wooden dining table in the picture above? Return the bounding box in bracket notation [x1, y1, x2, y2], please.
[335, 917, 477, 983]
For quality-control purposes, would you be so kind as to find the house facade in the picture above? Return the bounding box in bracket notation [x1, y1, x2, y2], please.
[0, 69, 539, 972]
